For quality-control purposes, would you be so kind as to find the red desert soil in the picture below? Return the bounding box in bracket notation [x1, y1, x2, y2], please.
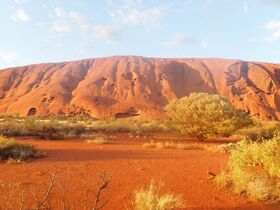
[0, 134, 278, 210]
[0, 56, 280, 120]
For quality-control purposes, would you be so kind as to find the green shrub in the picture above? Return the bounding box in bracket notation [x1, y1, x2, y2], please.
[215, 137, 280, 203]
[0, 135, 42, 162]
[134, 180, 185, 210]
[165, 93, 253, 140]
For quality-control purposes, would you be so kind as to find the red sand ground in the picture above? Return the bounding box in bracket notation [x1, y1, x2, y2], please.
[0, 133, 279, 210]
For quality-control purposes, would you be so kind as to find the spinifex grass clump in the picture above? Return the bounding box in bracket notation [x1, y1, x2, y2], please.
[215, 137, 280, 203]
[0, 135, 42, 162]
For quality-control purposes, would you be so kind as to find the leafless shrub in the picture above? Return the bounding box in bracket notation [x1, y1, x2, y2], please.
[92, 171, 111, 210]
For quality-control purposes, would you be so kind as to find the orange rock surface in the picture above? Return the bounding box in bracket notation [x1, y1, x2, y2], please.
[0, 56, 279, 120]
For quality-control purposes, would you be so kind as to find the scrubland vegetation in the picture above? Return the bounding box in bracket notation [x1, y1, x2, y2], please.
[0, 116, 171, 140]
[0, 93, 279, 142]
[0, 116, 86, 139]
[2, 92, 280, 208]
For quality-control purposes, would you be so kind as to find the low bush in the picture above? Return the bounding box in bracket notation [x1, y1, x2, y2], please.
[215, 137, 280, 203]
[236, 121, 280, 141]
[41, 120, 86, 140]
[134, 180, 185, 210]
[0, 135, 42, 162]
[0, 120, 33, 136]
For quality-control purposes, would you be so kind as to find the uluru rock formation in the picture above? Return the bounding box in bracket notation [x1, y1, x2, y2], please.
[0, 56, 279, 120]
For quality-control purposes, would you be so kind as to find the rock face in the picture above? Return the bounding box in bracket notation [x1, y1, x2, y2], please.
[0, 56, 279, 120]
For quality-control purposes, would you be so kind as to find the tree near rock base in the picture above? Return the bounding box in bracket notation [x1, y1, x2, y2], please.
[165, 93, 253, 140]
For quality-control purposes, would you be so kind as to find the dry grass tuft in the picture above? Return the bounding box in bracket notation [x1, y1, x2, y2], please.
[85, 135, 109, 145]
[143, 140, 204, 150]
[215, 143, 238, 153]
[134, 179, 185, 210]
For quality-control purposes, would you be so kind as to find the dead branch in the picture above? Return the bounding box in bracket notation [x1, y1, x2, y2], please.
[35, 172, 59, 210]
[92, 171, 111, 210]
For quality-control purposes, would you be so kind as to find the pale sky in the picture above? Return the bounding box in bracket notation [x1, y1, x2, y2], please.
[0, 0, 280, 69]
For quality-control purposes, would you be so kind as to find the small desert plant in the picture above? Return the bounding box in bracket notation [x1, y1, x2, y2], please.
[215, 143, 239, 153]
[175, 142, 204, 150]
[23, 116, 43, 133]
[134, 180, 184, 210]
[129, 130, 145, 138]
[143, 140, 204, 150]
[165, 93, 253, 140]
[0, 135, 42, 162]
[215, 137, 280, 203]
[85, 135, 109, 145]
[143, 140, 165, 149]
